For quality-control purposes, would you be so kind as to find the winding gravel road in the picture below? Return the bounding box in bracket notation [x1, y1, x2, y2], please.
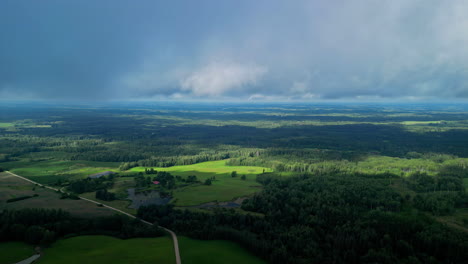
[4, 171, 182, 264]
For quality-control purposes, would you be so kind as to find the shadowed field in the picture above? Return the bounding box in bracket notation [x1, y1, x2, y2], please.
[38, 235, 175, 264]
[0, 242, 35, 264]
[0, 172, 114, 218]
[178, 236, 266, 264]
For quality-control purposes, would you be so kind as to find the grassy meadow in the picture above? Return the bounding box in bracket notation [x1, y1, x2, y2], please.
[2, 159, 119, 184]
[0, 242, 35, 264]
[0, 122, 14, 128]
[38, 235, 175, 264]
[178, 236, 266, 264]
[131, 160, 271, 206]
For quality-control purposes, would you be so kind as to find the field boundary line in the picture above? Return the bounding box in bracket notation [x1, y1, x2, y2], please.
[4, 171, 182, 264]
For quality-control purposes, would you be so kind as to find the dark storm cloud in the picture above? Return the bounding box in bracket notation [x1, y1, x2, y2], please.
[1, 0, 468, 101]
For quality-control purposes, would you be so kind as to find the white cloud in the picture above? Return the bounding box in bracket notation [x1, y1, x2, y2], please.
[180, 62, 267, 96]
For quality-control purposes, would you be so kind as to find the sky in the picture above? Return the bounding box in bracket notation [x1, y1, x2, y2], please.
[1, 0, 468, 102]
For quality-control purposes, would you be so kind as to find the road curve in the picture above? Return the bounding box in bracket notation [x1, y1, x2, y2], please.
[4, 171, 182, 264]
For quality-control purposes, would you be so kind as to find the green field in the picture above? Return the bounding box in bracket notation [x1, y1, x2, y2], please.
[0, 122, 14, 128]
[38, 235, 175, 264]
[0, 172, 114, 218]
[2, 160, 119, 184]
[131, 160, 272, 206]
[130, 160, 271, 176]
[178, 236, 266, 264]
[0, 242, 35, 264]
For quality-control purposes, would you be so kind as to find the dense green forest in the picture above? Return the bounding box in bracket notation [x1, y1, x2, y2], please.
[1, 102, 468, 263]
[138, 172, 468, 264]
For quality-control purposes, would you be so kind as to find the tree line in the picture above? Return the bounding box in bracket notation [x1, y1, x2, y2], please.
[0, 208, 164, 247]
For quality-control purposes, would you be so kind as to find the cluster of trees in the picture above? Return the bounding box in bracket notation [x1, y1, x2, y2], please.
[153, 171, 176, 189]
[134, 175, 153, 188]
[0, 208, 164, 247]
[137, 151, 231, 167]
[405, 171, 467, 215]
[406, 172, 465, 192]
[185, 175, 199, 183]
[117, 150, 256, 171]
[68, 177, 114, 194]
[139, 171, 178, 189]
[138, 172, 468, 264]
[134, 170, 205, 190]
[95, 189, 116, 201]
[228, 171, 246, 180]
[144, 168, 157, 174]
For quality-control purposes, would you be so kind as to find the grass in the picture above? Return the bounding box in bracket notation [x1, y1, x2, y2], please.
[38, 235, 175, 264]
[400, 120, 442, 125]
[131, 160, 271, 206]
[0, 122, 14, 128]
[2, 159, 119, 184]
[0, 242, 35, 264]
[0, 172, 115, 218]
[79, 192, 136, 215]
[178, 236, 266, 264]
[130, 160, 271, 176]
[172, 180, 261, 206]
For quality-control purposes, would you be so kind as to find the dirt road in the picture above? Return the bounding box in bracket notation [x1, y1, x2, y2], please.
[4, 171, 182, 264]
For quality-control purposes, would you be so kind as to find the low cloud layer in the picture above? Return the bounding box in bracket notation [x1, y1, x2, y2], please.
[1, 0, 468, 101]
[180, 62, 267, 97]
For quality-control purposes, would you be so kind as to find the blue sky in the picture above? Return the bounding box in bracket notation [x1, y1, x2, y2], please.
[1, 0, 468, 101]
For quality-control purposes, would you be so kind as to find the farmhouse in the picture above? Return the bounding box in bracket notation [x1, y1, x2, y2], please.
[88, 171, 115, 179]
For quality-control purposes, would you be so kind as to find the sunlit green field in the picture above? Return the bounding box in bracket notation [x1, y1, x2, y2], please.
[0, 122, 14, 128]
[178, 236, 266, 264]
[130, 160, 271, 176]
[0, 242, 35, 264]
[131, 160, 272, 206]
[38, 236, 175, 264]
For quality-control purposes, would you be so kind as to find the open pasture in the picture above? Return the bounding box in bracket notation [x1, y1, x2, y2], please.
[38, 235, 175, 264]
[131, 160, 271, 206]
[130, 160, 271, 176]
[2, 159, 119, 184]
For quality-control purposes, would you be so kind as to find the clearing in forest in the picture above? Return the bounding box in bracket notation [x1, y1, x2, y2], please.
[131, 160, 272, 206]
